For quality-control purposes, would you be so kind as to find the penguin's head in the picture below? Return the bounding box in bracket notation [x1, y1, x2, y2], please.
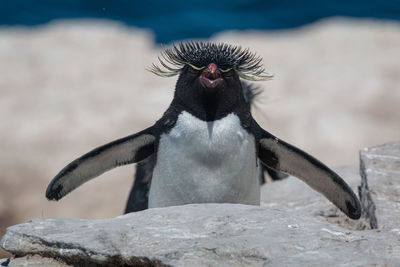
[148, 42, 272, 118]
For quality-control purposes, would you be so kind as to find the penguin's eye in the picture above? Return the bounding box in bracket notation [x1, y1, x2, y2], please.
[220, 68, 232, 73]
[187, 63, 205, 71]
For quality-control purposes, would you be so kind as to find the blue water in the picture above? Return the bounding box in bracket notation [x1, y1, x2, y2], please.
[2, 0, 400, 43]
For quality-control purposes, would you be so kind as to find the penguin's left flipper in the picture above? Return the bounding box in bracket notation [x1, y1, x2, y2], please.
[256, 126, 361, 220]
[46, 126, 155, 201]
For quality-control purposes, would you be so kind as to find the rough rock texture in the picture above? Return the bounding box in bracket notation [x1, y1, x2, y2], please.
[2, 204, 400, 267]
[261, 165, 363, 230]
[359, 141, 400, 231]
[2, 142, 400, 266]
[0, 255, 69, 267]
[359, 156, 378, 229]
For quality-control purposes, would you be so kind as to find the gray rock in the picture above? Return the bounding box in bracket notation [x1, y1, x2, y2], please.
[261, 165, 362, 229]
[359, 154, 378, 229]
[1, 255, 69, 267]
[2, 142, 400, 266]
[360, 141, 400, 231]
[2, 204, 399, 266]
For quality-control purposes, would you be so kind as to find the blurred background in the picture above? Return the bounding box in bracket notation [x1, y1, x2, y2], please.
[1, 0, 400, 258]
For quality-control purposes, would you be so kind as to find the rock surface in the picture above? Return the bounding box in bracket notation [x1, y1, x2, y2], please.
[2, 204, 400, 267]
[0, 255, 69, 267]
[359, 141, 400, 231]
[2, 142, 400, 266]
[261, 165, 363, 230]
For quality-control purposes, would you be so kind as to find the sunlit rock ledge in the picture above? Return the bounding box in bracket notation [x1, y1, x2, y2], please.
[1, 142, 399, 266]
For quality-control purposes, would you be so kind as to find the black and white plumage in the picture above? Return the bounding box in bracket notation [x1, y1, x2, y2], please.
[46, 42, 361, 220]
[124, 81, 282, 213]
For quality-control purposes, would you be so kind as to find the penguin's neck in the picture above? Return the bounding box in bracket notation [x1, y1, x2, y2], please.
[175, 92, 244, 122]
[201, 94, 220, 121]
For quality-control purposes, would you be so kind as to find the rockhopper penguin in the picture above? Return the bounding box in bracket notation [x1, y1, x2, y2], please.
[46, 42, 361, 219]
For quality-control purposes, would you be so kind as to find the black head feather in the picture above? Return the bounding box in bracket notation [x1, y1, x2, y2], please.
[149, 42, 273, 81]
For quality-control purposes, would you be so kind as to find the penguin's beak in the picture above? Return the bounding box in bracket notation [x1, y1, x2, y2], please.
[199, 63, 223, 91]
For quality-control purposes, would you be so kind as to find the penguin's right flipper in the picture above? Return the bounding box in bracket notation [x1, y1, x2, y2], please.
[46, 126, 156, 201]
[256, 125, 361, 220]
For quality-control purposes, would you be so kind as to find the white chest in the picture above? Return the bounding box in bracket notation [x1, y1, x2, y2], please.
[148, 111, 259, 208]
